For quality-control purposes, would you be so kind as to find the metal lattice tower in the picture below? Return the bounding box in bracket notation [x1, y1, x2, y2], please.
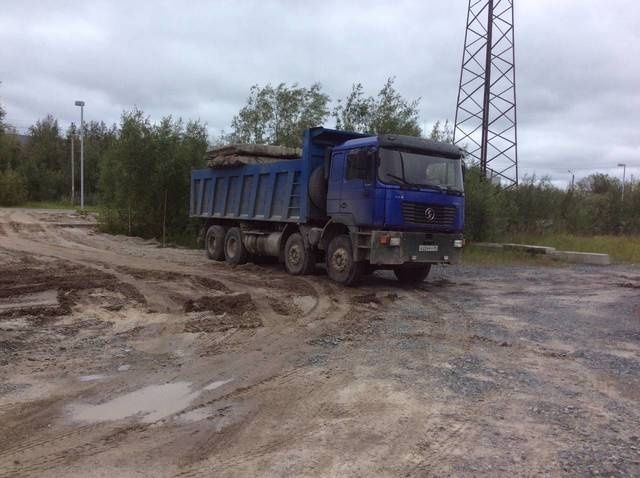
[454, 0, 518, 187]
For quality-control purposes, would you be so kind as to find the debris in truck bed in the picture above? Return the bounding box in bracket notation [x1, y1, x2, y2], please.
[206, 143, 301, 168]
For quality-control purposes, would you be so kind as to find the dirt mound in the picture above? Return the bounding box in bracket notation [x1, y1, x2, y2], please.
[268, 297, 298, 316]
[351, 293, 382, 305]
[0, 259, 145, 321]
[117, 266, 230, 292]
[184, 313, 262, 333]
[183, 293, 261, 332]
[183, 293, 255, 315]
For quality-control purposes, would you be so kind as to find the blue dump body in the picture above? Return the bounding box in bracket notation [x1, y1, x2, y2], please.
[190, 128, 365, 223]
[190, 127, 465, 285]
[191, 159, 305, 222]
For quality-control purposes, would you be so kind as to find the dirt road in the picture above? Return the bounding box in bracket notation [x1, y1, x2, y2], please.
[1, 208, 639, 477]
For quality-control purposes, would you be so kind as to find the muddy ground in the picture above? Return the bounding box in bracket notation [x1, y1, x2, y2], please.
[0, 208, 639, 477]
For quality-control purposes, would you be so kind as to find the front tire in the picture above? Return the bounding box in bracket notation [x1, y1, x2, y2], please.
[284, 233, 315, 275]
[224, 227, 248, 266]
[205, 225, 226, 261]
[326, 235, 363, 286]
[394, 265, 431, 284]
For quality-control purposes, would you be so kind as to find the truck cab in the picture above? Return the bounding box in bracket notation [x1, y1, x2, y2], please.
[320, 133, 465, 284]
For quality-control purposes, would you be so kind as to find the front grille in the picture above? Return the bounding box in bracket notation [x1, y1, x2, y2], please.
[401, 201, 457, 226]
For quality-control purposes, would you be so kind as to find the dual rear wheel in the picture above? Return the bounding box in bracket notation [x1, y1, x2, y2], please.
[205, 225, 248, 265]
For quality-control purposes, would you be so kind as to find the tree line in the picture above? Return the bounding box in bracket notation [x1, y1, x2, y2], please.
[1, 79, 638, 244]
[465, 167, 640, 241]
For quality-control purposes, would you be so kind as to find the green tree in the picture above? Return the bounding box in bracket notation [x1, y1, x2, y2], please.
[98, 109, 208, 240]
[228, 83, 330, 147]
[19, 115, 66, 201]
[0, 99, 5, 135]
[429, 120, 454, 143]
[0, 96, 28, 203]
[463, 164, 504, 241]
[0, 97, 19, 170]
[334, 77, 422, 136]
[0, 169, 27, 206]
[67, 120, 118, 203]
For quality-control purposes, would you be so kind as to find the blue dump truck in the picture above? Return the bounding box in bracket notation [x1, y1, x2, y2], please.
[190, 127, 465, 285]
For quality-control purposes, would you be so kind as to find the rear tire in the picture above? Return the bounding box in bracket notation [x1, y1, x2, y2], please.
[394, 265, 431, 284]
[205, 225, 226, 261]
[326, 235, 363, 286]
[224, 227, 248, 266]
[284, 233, 315, 275]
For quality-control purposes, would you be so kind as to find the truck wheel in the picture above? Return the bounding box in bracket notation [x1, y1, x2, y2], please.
[224, 227, 248, 266]
[205, 225, 226, 261]
[326, 235, 363, 286]
[284, 233, 315, 275]
[394, 265, 431, 284]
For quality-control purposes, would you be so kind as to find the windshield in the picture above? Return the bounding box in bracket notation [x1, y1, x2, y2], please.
[378, 148, 464, 192]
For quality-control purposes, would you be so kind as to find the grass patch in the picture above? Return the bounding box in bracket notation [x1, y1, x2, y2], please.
[462, 244, 557, 266]
[20, 200, 76, 209]
[18, 200, 100, 213]
[504, 234, 640, 264]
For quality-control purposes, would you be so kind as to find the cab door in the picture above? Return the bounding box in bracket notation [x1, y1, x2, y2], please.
[338, 148, 376, 226]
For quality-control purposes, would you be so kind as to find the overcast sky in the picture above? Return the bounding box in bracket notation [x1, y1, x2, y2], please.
[1, 0, 638, 185]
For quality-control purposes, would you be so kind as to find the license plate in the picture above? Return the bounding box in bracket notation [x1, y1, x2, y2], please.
[419, 245, 438, 252]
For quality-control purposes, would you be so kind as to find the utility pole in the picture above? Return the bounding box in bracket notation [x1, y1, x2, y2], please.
[75, 101, 85, 209]
[71, 135, 75, 203]
[454, 0, 518, 188]
[618, 163, 626, 201]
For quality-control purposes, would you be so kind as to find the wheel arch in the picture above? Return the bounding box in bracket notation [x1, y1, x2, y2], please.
[320, 220, 356, 252]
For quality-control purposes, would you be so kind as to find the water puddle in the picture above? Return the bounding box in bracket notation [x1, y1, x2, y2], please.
[79, 374, 108, 382]
[204, 378, 233, 391]
[70, 382, 200, 423]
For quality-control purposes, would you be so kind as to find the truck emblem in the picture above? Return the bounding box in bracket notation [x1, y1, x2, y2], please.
[424, 208, 436, 222]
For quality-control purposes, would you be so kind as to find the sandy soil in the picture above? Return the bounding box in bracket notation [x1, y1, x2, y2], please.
[0, 208, 639, 477]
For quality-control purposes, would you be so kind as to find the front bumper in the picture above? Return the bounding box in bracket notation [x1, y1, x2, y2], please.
[368, 231, 464, 266]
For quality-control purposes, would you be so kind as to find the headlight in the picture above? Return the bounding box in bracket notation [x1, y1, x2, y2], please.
[453, 239, 464, 248]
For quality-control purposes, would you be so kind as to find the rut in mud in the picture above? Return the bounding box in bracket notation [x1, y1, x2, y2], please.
[0, 208, 639, 477]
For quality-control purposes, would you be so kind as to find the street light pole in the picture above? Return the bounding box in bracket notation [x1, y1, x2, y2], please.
[618, 163, 626, 201]
[75, 100, 85, 209]
[71, 134, 75, 203]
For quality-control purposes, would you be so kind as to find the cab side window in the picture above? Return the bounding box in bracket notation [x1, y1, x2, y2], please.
[346, 149, 375, 182]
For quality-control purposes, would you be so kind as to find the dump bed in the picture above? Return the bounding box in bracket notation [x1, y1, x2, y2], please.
[190, 159, 305, 222]
[190, 128, 367, 223]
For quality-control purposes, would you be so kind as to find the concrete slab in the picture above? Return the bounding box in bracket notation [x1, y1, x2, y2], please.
[550, 250, 611, 266]
[503, 243, 556, 255]
[473, 242, 504, 250]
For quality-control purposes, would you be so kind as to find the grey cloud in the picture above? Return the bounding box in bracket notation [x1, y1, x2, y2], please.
[1, 0, 638, 184]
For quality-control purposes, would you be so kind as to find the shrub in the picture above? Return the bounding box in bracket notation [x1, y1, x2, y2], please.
[0, 169, 28, 206]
